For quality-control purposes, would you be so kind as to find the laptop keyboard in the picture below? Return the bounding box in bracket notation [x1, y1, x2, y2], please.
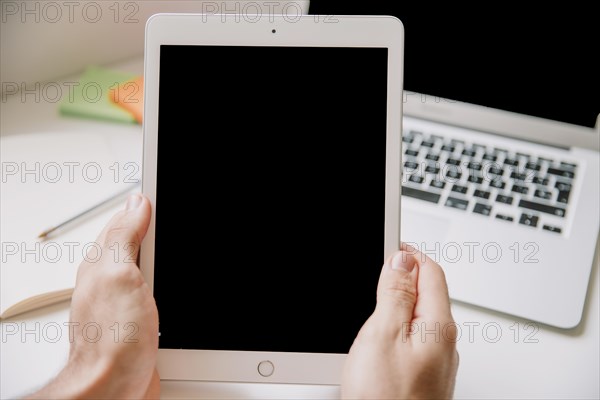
[401, 130, 577, 234]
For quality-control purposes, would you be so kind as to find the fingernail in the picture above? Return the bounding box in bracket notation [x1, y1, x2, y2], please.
[126, 194, 143, 210]
[391, 251, 416, 272]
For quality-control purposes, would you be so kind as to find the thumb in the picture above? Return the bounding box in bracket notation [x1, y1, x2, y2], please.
[374, 251, 419, 334]
[97, 194, 151, 264]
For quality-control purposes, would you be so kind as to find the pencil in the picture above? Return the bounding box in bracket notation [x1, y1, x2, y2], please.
[37, 182, 141, 239]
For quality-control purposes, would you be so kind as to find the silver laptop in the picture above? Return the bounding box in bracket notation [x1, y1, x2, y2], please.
[310, 2, 600, 328]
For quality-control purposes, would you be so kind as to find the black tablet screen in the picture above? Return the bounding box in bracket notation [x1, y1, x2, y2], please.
[155, 45, 389, 354]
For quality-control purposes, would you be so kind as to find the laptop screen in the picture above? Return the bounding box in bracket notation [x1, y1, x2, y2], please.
[310, 1, 599, 129]
[154, 45, 389, 353]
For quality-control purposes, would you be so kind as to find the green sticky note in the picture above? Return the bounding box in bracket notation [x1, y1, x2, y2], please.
[59, 66, 137, 124]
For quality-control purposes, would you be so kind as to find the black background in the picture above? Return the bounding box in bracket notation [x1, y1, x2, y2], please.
[155, 46, 389, 353]
[310, 1, 599, 128]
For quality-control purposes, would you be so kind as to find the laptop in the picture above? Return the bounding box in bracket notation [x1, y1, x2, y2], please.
[310, 1, 600, 328]
[140, 13, 404, 384]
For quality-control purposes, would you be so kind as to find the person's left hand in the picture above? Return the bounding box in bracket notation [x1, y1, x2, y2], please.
[28, 194, 159, 399]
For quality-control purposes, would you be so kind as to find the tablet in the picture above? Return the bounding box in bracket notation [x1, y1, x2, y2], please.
[140, 13, 404, 385]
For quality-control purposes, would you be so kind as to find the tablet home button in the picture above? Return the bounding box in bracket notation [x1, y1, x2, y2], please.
[257, 360, 275, 377]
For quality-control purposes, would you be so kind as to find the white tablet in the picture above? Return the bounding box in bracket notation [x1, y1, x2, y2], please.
[140, 13, 404, 385]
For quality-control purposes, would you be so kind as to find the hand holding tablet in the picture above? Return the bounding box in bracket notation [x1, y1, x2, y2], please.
[343, 244, 459, 399]
[29, 195, 457, 398]
[28, 195, 160, 399]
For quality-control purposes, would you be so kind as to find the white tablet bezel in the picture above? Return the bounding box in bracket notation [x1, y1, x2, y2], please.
[140, 13, 404, 385]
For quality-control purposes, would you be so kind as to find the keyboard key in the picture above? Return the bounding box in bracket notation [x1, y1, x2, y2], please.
[543, 225, 562, 234]
[560, 161, 577, 170]
[430, 180, 446, 190]
[430, 134, 443, 142]
[452, 184, 468, 194]
[516, 152, 531, 159]
[511, 184, 529, 194]
[547, 167, 575, 179]
[510, 172, 529, 181]
[409, 130, 423, 136]
[451, 139, 465, 146]
[490, 180, 506, 189]
[487, 166, 504, 176]
[445, 170, 462, 180]
[474, 203, 492, 216]
[555, 182, 572, 191]
[405, 149, 419, 157]
[519, 213, 539, 228]
[445, 197, 469, 210]
[519, 199, 566, 217]
[462, 149, 476, 157]
[474, 189, 491, 200]
[426, 153, 440, 161]
[532, 176, 549, 186]
[496, 194, 514, 205]
[421, 141, 435, 148]
[404, 161, 419, 169]
[467, 162, 482, 171]
[534, 189, 552, 200]
[472, 143, 486, 151]
[425, 165, 440, 174]
[504, 158, 519, 166]
[409, 175, 424, 184]
[402, 186, 441, 204]
[494, 148, 509, 154]
[496, 214, 514, 222]
[446, 158, 461, 166]
[537, 157, 553, 163]
[557, 190, 571, 204]
[482, 154, 497, 162]
[441, 145, 456, 152]
[468, 175, 484, 184]
[403, 136, 414, 144]
[525, 162, 541, 171]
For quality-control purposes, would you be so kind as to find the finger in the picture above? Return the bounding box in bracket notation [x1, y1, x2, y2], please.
[374, 250, 419, 331]
[143, 368, 161, 400]
[96, 194, 151, 264]
[400, 243, 453, 323]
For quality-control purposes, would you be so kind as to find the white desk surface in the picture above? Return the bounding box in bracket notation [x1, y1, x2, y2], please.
[1, 58, 598, 399]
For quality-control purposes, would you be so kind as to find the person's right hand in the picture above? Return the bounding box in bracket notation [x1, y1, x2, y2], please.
[342, 243, 459, 399]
